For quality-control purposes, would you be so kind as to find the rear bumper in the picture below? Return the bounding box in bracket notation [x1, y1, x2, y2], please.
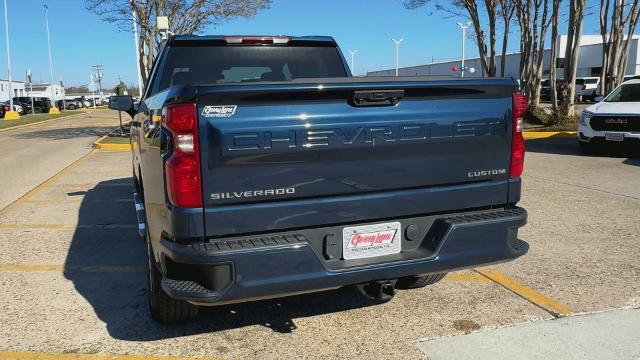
[156, 207, 528, 305]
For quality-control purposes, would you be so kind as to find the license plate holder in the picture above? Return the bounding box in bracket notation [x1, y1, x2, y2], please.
[342, 221, 401, 260]
[605, 132, 624, 142]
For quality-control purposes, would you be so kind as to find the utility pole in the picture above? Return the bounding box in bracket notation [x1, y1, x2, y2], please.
[132, 11, 143, 96]
[456, 22, 471, 78]
[92, 64, 104, 103]
[348, 49, 358, 76]
[26, 69, 34, 114]
[391, 38, 403, 77]
[44, 4, 59, 113]
[3, 0, 18, 119]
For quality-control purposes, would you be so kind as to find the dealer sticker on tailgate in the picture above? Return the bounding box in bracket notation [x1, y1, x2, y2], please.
[342, 221, 402, 260]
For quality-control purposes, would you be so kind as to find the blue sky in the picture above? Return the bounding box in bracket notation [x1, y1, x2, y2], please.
[0, 0, 603, 88]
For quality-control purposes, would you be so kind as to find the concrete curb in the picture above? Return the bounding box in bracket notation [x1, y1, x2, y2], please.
[523, 131, 577, 139]
[0, 111, 89, 133]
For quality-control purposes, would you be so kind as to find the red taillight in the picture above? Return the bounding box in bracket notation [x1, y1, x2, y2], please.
[224, 36, 291, 45]
[510, 93, 526, 178]
[163, 103, 202, 208]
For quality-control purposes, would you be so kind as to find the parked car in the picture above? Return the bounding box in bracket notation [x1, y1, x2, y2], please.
[2, 101, 23, 114]
[578, 79, 640, 153]
[65, 99, 83, 110]
[75, 97, 90, 108]
[540, 79, 561, 101]
[540, 77, 600, 102]
[575, 77, 600, 102]
[14, 101, 32, 115]
[13, 97, 51, 113]
[0, 102, 5, 118]
[110, 34, 529, 324]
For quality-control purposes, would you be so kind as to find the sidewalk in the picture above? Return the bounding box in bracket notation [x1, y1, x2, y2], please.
[416, 308, 640, 359]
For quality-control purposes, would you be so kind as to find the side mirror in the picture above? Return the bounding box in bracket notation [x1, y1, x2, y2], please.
[594, 96, 604, 102]
[108, 95, 135, 116]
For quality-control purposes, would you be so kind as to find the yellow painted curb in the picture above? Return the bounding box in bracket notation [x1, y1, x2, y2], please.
[475, 268, 573, 317]
[93, 142, 131, 151]
[48, 107, 61, 114]
[523, 131, 577, 139]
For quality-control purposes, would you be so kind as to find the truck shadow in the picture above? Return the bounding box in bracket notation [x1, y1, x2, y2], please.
[64, 178, 384, 341]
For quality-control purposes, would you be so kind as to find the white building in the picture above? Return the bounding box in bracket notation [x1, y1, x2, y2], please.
[367, 35, 640, 79]
[0, 79, 26, 101]
[27, 83, 66, 102]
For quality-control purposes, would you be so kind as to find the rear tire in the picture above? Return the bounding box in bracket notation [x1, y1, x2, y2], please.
[396, 273, 447, 289]
[146, 230, 199, 324]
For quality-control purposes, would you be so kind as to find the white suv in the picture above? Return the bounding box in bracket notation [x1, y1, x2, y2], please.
[575, 77, 600, 102]
[578, 79, 640, 153]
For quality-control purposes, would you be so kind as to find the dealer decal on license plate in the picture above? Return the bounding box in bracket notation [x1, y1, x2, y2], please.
[342, 221, 402, 260]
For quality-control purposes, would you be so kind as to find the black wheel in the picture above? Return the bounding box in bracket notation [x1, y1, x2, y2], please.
[146, 230, 199, 324]
[578, 141, 598, 155]
[396, 273, 447, 289]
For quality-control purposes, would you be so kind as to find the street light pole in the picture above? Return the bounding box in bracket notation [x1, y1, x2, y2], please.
[392, 38, 403, 77]
[348, 49, 358, 76]
[132, 11, 144, 97]
[456, 22, 471, 78]
[27, 69, 34, 114]
[3, 0, 19, 119]
[44, 4, 59, 113]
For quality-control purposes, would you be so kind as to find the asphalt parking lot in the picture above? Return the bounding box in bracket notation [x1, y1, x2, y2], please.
[0, 110, 638, 359]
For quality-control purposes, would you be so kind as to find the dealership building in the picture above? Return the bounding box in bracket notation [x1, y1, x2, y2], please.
[367, 35, 640, 79]
[0, 79, 26, 100]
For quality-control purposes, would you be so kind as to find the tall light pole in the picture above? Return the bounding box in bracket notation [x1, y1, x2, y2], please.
[456, 22, 471, 78]
[392, 38, 403, 77]
[348, 49, 358, 76]
[44, 4, 59, 113]
[3, 0, 18, 119]
[132, 11, 143, 97]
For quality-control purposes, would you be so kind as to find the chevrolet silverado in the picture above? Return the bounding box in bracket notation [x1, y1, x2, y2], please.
[109, 35, 529, 324]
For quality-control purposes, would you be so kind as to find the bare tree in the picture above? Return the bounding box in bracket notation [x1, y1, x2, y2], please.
[548, 0, 562, 109]
[599, 0, 640, 95]
[85, 0, 271, 85]
[560, 0, 586, 117]
[403, 0, 499, 77]
[515, 0, 552, 106]
[498, 0, 516, 77]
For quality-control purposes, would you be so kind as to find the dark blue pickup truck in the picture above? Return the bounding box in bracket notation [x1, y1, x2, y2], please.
[109, 35, 528, 324]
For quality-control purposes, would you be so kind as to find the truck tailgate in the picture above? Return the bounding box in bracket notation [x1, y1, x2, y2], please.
[196, 79, 516, 236]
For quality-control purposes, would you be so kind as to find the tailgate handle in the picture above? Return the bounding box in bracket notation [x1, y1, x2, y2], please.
[352, 90, 404, 107]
